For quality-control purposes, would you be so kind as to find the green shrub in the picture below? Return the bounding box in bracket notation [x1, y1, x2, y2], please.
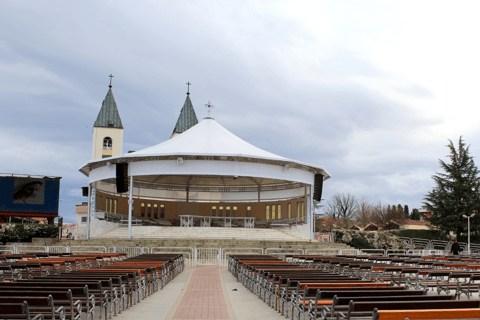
[390, 229, 446, 241]
[0, 223, 58, 243]
[334, 229, 414, 250]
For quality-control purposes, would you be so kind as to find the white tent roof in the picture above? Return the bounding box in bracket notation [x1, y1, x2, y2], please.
[80, 118, 330, 180]
[126, 118, 288, 161]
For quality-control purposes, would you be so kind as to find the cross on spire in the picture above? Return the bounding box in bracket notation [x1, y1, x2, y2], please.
[186, 82, 191, 95]
[204, 100, 215, 118]
[108, 74, 114, 88]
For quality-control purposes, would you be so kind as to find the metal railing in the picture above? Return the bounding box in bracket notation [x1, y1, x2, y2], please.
[0, 245, 15, 254]
[196, 247, 221, 265]
[269, 217, 306, 227]
[16, 246, 47, 254]
[359, 249, 385, 256]
[179, 215, 256, 228]
[109, 246, 146, 258]
[151, 247, 195, 267]
[220, 247, 264, 267]
[304, 248, 339, 256]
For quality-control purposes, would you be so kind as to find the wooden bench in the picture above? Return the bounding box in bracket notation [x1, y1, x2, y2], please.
[321, 295, 455, 320]
[373, 308, 480, 320]
[0, 296, 64, 320]
[455, 274, 480, 299]
[339, 300, 480, 320]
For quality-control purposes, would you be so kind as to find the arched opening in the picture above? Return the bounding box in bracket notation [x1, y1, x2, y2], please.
[103, 137, 112, 150]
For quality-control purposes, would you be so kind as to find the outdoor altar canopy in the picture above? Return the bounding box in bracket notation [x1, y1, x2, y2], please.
[79, 118, 330, 239]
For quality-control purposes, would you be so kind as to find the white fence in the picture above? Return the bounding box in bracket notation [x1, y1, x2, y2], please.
[109, 246, 147, 258]
[3, 244, 460, 265]
[151, 247, 196, 267]
[220, 247, 264, 267]
[196, 247, 221, 265]
[0, 245, 15, 254]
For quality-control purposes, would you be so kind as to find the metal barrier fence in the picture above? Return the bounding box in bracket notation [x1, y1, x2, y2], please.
[359, 249, 385, 256]
[196, 247, 221, 265]
[0, 245, 15, 254]
[16, 246, 47, 254]
[220, 247, 264, 267]
[69, 246, 107, 254]
[48, 246, 69, 253]
[304, 248, 339, 256]
[4, 244, 474, 263]
[386, 249, 408, 257]
[151, 247, 196, 267]
[265, 247, 304, 260]
[109, 246, 146, 258]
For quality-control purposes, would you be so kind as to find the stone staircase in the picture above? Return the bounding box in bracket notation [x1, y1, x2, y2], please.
[46, 226, 351, 252]
[96, 226, 307, 241]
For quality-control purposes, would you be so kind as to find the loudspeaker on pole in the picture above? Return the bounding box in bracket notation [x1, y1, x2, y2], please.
[82, 187, 89, 197]
[313, 173, 323, 202]
[116, 163, 129, 193]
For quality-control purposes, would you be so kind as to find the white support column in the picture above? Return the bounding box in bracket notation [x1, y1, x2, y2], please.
[310, 185, 314, 241]
[128, 176, 134, 239]
[86, 183, 91, 240]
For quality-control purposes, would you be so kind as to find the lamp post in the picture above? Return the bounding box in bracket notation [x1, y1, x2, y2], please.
[462, 211, 476, 254]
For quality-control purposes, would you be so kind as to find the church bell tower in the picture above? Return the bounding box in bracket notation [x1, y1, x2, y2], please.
[171, 82, 199, 139]
[92, 75, 124, 160]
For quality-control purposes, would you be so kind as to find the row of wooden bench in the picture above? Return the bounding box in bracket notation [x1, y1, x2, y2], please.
[0, 253, 184, 320]
[229, 254, 480, 320]
[284, 255, 480, 298]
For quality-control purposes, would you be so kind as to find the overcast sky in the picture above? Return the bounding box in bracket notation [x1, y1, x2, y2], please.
[2, 1, 480, 223]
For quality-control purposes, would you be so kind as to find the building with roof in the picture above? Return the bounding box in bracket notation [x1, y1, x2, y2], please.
[80, 81, 330, 240]
[171, 86, 198, 138]
[92, 76, 124, 160]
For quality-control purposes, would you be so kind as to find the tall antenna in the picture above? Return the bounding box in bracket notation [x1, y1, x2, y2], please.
[186, 82, 191, 95]
[204, 100, 215, 118]
[109, 74, 114, 88]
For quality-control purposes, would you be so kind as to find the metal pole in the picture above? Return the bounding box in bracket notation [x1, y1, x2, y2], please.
[468, 216, 471, 254]
[128, 176, 133, 239]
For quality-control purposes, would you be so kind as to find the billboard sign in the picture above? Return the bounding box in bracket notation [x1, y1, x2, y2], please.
[0, 176, 60, 214]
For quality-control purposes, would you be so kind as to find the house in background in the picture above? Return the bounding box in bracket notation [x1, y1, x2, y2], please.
[74, 202, 88, 239]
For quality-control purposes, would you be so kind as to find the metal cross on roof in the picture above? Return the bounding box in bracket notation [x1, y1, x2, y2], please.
[186, 82, 191, 95]
[109, 74, 114, 88]
[204, 100, 215, 118]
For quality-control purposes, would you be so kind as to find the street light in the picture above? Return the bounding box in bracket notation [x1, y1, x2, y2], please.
[462, 211, 476, 254]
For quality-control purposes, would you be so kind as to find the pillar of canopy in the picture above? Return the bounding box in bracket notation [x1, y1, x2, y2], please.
[79, 118, 330, 240]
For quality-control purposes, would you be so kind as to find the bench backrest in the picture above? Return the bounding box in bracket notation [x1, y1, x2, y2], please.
[351, 300, 480, 313]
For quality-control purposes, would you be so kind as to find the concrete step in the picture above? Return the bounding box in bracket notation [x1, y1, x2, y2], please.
[96, 226, 306, 241]
[48, 237, 352, 251]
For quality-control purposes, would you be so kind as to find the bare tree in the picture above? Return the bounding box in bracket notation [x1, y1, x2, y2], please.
[371, 202, 392, 226]
[323, 193, 358, 228]
[355, 196, 374, 227]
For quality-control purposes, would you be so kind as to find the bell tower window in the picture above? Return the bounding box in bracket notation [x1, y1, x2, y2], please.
[103, 137, 112, 150]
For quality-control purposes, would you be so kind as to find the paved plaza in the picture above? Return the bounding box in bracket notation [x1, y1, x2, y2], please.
[115, 266, 286, 320]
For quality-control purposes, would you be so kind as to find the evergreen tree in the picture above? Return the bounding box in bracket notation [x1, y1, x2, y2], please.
[410, 208, 420, 220]
[391, 205, 397, 218]
[424, 137, 480, 237]
[404, 205, 409, 219]
[397, 204, 403, 218]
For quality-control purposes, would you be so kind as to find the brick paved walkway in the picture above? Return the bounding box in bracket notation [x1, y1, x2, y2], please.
[171, 267, 233, 319]
[115, 266, 286, 320]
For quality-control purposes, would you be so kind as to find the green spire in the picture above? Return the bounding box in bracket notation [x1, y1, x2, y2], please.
[93, 86, 124, 129]
[172, 94, 198, 136]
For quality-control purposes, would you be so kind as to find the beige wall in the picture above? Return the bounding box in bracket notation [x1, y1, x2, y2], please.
[92, 127, 124, 160]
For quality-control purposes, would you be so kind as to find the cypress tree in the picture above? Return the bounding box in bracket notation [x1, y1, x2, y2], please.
[424, 137, 480, 238]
